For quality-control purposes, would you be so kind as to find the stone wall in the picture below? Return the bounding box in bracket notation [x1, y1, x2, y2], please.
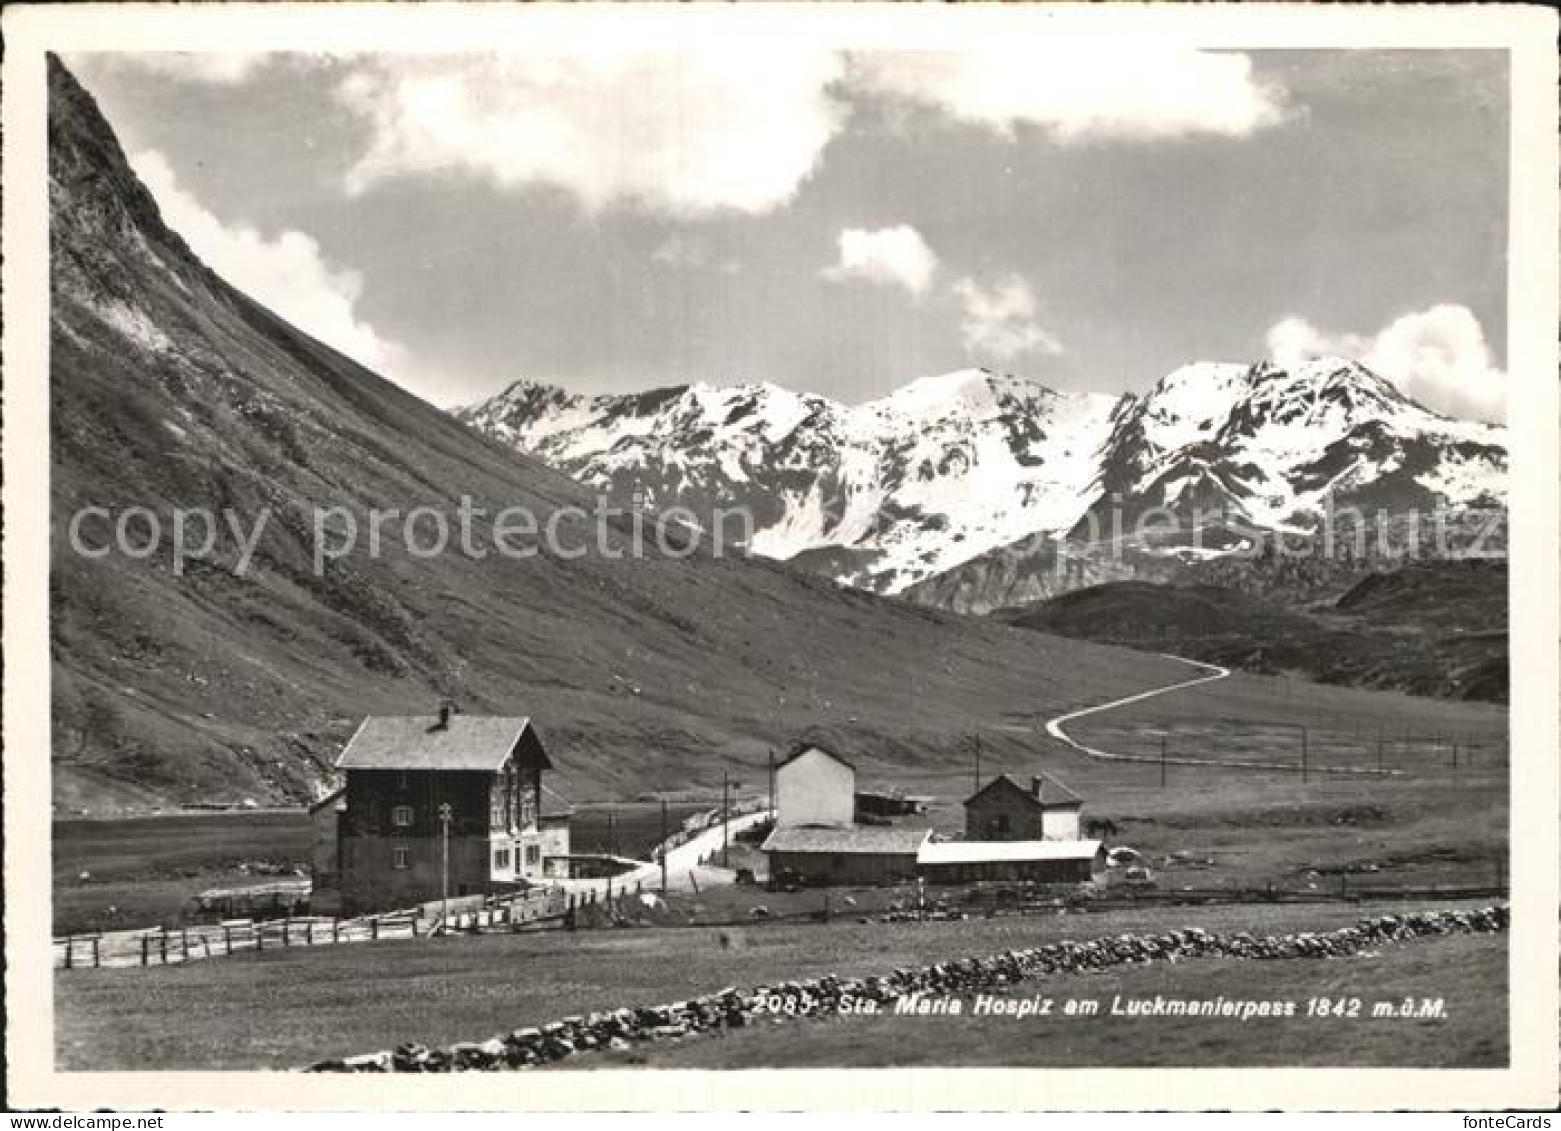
[306, 904, 1507, 1072]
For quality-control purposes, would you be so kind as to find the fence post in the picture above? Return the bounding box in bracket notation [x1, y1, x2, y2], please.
[159, 930, 168, 965]
[256, 922, 263, 952]
[141, 934, 150, 966]
[223, 925, 232, 956]
[371, 916, 379, 941]
[93, 936, 101, 968]
[63, 938, 73, 970]
[283, 917, 291, 947]
[306, 920, 314, 945]
[332, 918, 340, 944]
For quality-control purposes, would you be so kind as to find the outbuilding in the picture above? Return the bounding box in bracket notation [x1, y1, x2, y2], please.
[917, 838, 1104, 884]
[761, 824, 930, 885]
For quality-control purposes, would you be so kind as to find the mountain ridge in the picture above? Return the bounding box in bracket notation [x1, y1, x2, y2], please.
[460, 358, 1506, 600]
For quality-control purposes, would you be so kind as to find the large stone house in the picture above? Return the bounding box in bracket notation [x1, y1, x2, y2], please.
[326, 706, 568, 914]
[963, 773, 1083, 841]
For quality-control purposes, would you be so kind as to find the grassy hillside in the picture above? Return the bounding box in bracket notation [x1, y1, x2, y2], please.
[48, 58, 1193, 812]
[996, 560, 1506, 703]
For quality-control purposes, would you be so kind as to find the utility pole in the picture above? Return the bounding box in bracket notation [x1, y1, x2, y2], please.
[660, 799, 669, 894]
[1377, 730, 1385, 775]
[1160, 733, 1167, 789]
[438, 802, 453, 934]
[607, 809, 616, 857]
[1300, 726, 1309, 785]
[768, 750, 776, 818]
[722, 769, 730, 869]
[974, 732, 982, 795]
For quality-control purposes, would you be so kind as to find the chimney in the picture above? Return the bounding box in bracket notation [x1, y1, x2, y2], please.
[1031, 776, 1044, 801]
[437, 699, 454, 729]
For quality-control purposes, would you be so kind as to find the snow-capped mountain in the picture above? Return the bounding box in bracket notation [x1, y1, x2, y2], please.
[460, 369, 1120, 593]
[458, 359, 1506, 596]
[1074, 358, 1504, 540]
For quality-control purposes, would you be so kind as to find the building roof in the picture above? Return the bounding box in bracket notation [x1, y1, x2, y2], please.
[963, 772, 1083, 810]
[917, 839, 1103, 865]
[761, 824, 930, 856]
[777, 742, 855, 772]
[335, 715, 545, 772]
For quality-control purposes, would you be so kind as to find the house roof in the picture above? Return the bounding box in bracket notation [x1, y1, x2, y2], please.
[917, 838, 1102, 866]
[335, 715, 545, 772]
[963, 772, 1083, 810]
[778, 742, 855, 772]
[761, 824, 930, 856]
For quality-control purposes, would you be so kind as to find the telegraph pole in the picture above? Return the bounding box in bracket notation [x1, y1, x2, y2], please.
[1301, 726, 1309, 785]
[768, 750, 776, 818]
[974, 732, 982, 795]
[722, 769, 730, 868]
[1377, 730, 1385, 775]
[1160, 734, 1167, 789]
[438, 802, 453, 933]
[659, 798, 669, 894]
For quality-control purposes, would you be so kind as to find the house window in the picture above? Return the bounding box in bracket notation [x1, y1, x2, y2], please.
[392, 805, 413, 827]
[494, 848, 511, 870]
[525, 845, 540, 866]
[392, 847, 410, 870]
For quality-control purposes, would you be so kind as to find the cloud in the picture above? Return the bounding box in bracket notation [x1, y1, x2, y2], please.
[335, 51, 847, 216]
[847, 48, 1289, 142]
[1265, 305, 1506, 423]
[131, 150, 408, 376]
[87, 52, 273, 85]
[821, 225, 939, 296]
[953, 274, 1063, 363]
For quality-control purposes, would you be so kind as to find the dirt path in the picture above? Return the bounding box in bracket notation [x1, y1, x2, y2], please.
[1041, 653, 1402, 776]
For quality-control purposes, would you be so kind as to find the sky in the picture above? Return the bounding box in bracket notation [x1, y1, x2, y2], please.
[66, 48, 1509, 421]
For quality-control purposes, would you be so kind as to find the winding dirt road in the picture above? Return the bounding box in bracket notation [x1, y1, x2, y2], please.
[1042, 653, 1399, 776]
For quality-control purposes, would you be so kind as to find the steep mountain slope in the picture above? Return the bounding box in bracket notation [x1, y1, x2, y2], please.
[460, 371, 1119, 595]
[996, 560, 1507, 703]
[47, 58, 1190, 813]
[462, 360, 1505, 605]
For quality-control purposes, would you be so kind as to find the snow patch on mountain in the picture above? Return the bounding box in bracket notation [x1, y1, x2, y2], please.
[460, 357, 1506, 595]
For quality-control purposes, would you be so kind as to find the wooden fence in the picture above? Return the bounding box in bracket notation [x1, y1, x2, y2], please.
[54, 885, 572, 970]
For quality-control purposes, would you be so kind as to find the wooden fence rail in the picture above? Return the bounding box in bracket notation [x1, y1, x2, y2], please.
[54, 886, 572, 970]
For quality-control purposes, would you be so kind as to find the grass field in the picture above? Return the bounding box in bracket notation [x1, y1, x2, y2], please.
[54, 898, 1500, 1070]
[53, 811, 313, 935]
[53, 802, 714, 934]
[575, 931, 1505, 1069]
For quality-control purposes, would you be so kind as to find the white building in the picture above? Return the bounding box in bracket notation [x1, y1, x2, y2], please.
[775, 745, 855, 828]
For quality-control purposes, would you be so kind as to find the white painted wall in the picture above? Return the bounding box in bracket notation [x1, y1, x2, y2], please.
[776, 747, 855, 827]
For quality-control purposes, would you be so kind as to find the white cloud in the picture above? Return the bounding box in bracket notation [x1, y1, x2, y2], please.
[848, 48, 1289, 142]
[131, 150, 408, 376]
[1265, 305, 1506, 423]
[953, 274, 1063, 363]
[821, 225, 939, 296]
[335, 51, 847, 216]
[89, 52, 272, 85]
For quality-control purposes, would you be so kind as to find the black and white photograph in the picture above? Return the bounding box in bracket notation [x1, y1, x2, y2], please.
[3, 1, 1557, 1114]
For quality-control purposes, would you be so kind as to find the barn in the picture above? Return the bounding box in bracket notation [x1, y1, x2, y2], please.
[916, 838, 1104, 885]
[761, 824, 930, 885]
[964, 773, 1084, 841]
[774, 744, 856, 828]
[327, 705, 570, 914]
